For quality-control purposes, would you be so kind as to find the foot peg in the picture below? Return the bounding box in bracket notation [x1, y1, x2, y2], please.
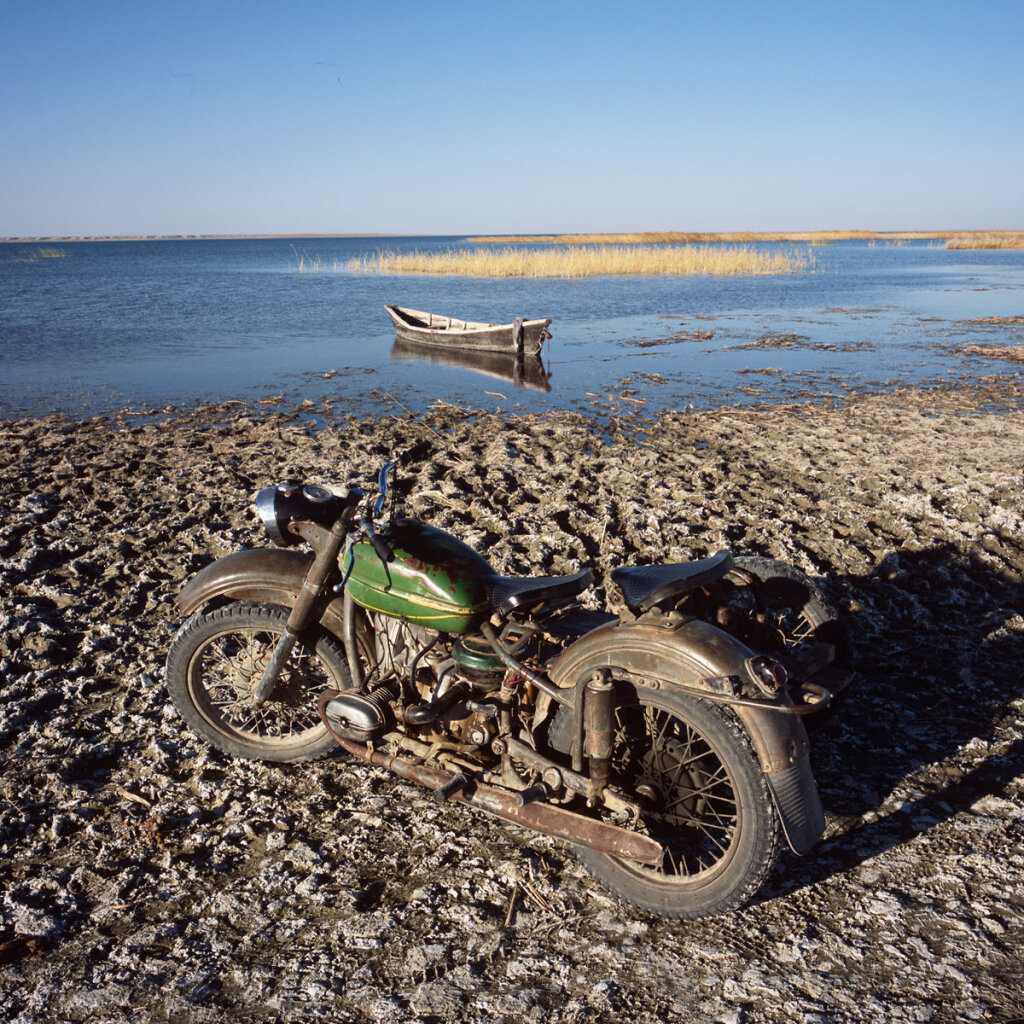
[433, 773, 470, 805]
[514, 782, 551, 808]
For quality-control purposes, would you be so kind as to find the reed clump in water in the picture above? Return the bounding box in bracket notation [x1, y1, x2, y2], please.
[945, 231, 1024, 250]
[346, 244, 812, 278]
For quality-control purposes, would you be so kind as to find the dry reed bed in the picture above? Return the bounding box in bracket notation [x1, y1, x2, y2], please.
[467, 230, 947, 245]
[468, 230, 1024, 249]
[945, 231, 1024, 250]
[344, 244, 811, 278]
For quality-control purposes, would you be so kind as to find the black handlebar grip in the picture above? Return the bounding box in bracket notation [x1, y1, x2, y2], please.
[370, 533, 394, 562]
[399, 439, 433, 465]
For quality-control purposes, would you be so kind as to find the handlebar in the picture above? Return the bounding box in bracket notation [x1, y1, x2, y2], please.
[358, 438, 435, 561]
[369, 531, 394, 563]
[371, 439, 434, 518]
[260, 438, 436, 563]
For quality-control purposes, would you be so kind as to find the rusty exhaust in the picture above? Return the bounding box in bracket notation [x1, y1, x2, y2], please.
[318, 690, 663, 866]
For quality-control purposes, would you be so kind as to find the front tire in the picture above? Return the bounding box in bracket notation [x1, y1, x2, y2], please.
[165, 602, 349, 763]
[577, 686, 779, 919]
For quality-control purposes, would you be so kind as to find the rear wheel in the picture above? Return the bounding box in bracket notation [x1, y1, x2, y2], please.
[165, 602, 348, 763]
[576, 686, 779, 919]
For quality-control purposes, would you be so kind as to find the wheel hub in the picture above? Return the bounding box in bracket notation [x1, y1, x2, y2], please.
[637, 737, 706, 825]
[238, 650, 269, 695]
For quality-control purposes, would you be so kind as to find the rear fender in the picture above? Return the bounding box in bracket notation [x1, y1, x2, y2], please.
[548, 613, 824, 855]
[177, 548, 347, 637]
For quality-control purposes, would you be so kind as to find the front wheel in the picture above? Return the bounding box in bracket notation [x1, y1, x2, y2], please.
[577, 686, 780, 919]
[165, 602, 349, 763]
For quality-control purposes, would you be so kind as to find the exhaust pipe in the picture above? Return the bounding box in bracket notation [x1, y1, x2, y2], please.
[318, 690, 663, 866]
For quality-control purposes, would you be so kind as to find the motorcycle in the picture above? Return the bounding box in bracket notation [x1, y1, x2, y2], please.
[165, 440, 851, 919]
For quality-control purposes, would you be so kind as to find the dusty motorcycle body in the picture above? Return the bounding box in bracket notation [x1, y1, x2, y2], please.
[166, 446, 850, 919]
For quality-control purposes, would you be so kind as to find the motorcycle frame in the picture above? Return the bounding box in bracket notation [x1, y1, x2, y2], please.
[178, 539, 824, 856]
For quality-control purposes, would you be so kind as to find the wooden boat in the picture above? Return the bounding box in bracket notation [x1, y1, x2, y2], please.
[385, 305, 550, 356]
[390, 337, 551, 392]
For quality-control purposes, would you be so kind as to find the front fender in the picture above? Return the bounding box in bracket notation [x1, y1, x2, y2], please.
[549, 614, 824, 855]
[177, 548, 347, 638]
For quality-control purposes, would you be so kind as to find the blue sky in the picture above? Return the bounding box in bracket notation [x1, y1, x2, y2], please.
[2, 0, 1022, 236]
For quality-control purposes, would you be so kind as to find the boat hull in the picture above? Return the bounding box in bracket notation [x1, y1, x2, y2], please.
[385, 305, 549, 355]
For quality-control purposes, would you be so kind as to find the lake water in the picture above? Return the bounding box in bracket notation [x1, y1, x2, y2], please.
[1, 236, 1022, 418]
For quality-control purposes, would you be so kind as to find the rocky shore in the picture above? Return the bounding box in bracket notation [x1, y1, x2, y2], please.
[2, 380, 1023, 1023]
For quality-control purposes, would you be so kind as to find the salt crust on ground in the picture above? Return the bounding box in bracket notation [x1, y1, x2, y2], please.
[1, 382, 1022, 1023]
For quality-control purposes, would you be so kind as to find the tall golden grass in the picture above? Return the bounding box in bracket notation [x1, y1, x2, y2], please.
[345, 244, 811, 278]
[944, 231, 1024, 250]
[466, 230, 946, 245]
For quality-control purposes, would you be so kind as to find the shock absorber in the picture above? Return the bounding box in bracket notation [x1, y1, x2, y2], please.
[584, 669, 614, 804]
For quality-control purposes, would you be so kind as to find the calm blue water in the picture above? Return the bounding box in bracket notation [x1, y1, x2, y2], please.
[1, 236, 1022, 418]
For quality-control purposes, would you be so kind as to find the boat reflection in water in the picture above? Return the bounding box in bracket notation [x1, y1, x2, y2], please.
[390, 337, 552, 392]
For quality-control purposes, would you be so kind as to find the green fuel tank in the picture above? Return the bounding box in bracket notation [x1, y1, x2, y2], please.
[343, 518, 495, 633]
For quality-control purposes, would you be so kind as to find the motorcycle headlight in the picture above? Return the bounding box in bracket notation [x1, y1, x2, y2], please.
[255, 481, 342, 546]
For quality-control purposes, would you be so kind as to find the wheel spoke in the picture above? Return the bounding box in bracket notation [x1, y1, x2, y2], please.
[607, 694, 752, 883]
[664, 844, 686, 876]
[209, 643, 247, 682]
[663, 746, 712, 784]
[645, 706, 672, 749]
[190, 623, 334, 743]
[690, 821, 731, 856]
[662, 783, 734, 815]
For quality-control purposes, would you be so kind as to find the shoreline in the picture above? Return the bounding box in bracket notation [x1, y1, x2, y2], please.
[4, 372, 1023, 431]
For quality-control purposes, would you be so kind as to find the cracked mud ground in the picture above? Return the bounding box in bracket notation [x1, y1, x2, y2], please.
[1, 380, 1022, 1023]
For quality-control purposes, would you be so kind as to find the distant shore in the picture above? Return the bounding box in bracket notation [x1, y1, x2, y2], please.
[0, 233, 405, 243]
[467, 230, 1024, 249]
[5, 229, 1022, 249]
[0, 230, 918, 244]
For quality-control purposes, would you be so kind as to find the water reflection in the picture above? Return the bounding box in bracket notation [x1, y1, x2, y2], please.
[390, 336, 552, 392]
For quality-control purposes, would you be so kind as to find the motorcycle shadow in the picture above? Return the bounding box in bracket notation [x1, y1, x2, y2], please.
[772, 542, 1024, 895]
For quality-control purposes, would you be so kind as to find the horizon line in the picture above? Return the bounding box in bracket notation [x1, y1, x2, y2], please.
[3, 227, 1020, 244]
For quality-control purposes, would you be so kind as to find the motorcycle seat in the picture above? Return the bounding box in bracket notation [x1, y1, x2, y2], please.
[487, 568, 594, 617]
[611, 551, 734, 613]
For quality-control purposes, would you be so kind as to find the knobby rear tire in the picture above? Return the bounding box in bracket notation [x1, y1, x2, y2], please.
[165, 602, 349, 763]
